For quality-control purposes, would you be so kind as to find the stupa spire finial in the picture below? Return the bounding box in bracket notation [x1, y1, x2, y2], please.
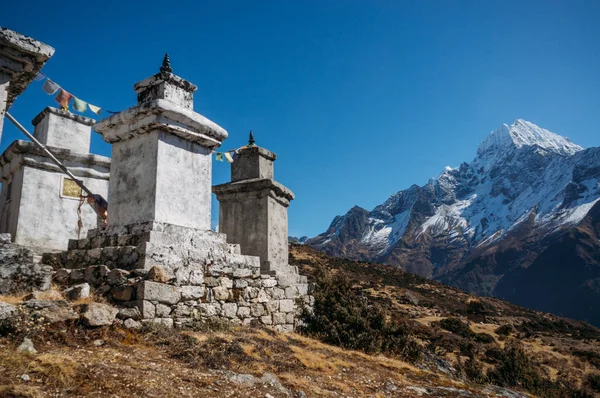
[160, 53, 172, 73]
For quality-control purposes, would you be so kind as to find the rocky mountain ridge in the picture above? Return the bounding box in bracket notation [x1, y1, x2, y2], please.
[308, 119, 600, 325]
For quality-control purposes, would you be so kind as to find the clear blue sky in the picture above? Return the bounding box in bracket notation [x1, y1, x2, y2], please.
[2, 0, 599, 237]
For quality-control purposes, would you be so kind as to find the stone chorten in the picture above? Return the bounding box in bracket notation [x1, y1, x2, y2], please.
[0, 107, 110, 250]
[0, 27, 55, 144]
[54, 56, 309, 330]
[213, 133, 295, 275]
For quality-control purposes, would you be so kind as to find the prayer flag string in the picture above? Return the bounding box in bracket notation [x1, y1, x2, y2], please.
[33, 72, 115, 116]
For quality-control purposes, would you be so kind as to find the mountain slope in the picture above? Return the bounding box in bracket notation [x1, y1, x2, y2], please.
[308, 119, 600, 325]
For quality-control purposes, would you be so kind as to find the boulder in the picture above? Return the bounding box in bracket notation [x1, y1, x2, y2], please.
[80, 303, 118, 327]
[0, 262, 53, 294]
[0, 301, 16, 321]
[63, 283, 91, 300]
[37, 304, 79, 323]
[52, 269, 71, 285]
[106, 269, 130, 285]
[117, 307, 141, 320]
[17, 338, 37, 355]
[124, 318, 142, 329]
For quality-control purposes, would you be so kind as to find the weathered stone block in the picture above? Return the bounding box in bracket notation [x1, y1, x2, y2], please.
[256, 290, 269, 303]
[137, 281, 180, 305]
[173, 303, 193, 317]
[80, 303, 118, 327]
[64, 283, 90, 300]
[261, 315, 273, 325]
[124, 318, 142, 329]
[198, 303, 219, 317]
[204, 277, 219, 287]
[140, 300, 156, 319]
[233, 268, 252, 278]
[272, 288, 285, 300]
[155, 303, 172, 317]
[272, 312, 286, 325]
[117, 307, 141, 320]
[262, 278, 277, 288]
[213, 286, 230, 301]
[189, 270, 204, 285]
[180, 286, 204, 300]
[285, 286, 295, 299]
[237, 306, 250, 318]
[234, 279, 248, 289]
[69, 269, 85, 283]
[222, 303, 238, 318]
[143, 318, 174, 328]
[220, 277, 233, 288]
[285, 312, 295, 324]
[250, 303, 265, 317]
[266, 300, 279, 313]
[296, 283, 309, 296]
[277, 274, 296, 288]
[52, 268, 71, 285]
[106, 268, 129, 285]
[279, 299, 294, 313]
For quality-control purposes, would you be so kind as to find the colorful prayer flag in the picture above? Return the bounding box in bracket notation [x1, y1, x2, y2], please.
[215, 153, 224, 161]
[232, 151, 239, 161]
[34, 73, 46, 81]
[55, 89, 74, 110]
[73, 97, 87, 113]
[224, 152, 234, 163]
[88, 104, 101, 115]
[42, 79, 60, 95]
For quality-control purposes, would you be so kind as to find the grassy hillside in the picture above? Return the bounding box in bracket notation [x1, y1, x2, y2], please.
[0, 245, 599, 397]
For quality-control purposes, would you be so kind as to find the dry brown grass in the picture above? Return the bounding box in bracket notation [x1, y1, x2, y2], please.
[0, 385, 43, 398]
[27, 354, 81, 387]
[0, 293, 27, 304]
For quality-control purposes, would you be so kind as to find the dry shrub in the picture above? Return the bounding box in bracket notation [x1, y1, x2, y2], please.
[143, 323, 249, 370]
[299, 265, 422, 362]
[0, 385, 43, 398]
[27, 354, 80, 387]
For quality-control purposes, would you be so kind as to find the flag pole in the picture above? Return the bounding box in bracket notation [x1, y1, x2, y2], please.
[5, 112, 108, 224]
[6, 112, 95, 197]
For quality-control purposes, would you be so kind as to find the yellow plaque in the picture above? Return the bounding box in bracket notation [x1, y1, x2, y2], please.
[62, 178, 82, 198]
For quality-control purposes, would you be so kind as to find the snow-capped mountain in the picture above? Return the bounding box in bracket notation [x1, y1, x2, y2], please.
[308, 119, 600, 325]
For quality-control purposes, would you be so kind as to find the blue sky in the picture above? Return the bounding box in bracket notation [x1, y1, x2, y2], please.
[2, 0, 599, 237]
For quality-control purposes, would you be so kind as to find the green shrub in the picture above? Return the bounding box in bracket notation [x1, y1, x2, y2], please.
[464, 356, 485, 382]
[573, 350, 600, 370]
[436, 317, 473, 337]
[495, 324, 515, 336]
[587, 374, 600, 392]
[474, 332, 495, 344]
[487, 340, 540, 390]
[299, 265, 422, 362]
[483, 346, 504, 364]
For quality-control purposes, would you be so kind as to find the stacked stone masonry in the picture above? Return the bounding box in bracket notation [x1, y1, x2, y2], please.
[46, 221, 311, 331]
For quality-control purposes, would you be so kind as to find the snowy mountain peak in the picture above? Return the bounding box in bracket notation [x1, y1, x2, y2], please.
[477, 119, 583, 159]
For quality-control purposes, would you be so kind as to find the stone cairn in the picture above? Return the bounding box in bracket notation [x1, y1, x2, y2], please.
[43, 56, 310, 331]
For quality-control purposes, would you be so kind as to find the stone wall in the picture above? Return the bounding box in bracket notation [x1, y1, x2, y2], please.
[47, 221, 311, 331]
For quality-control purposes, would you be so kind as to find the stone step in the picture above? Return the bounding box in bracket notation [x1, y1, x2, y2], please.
[65, 245, 140, 270]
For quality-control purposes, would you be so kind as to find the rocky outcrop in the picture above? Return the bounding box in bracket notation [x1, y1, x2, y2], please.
[0, 233, 53, 294]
